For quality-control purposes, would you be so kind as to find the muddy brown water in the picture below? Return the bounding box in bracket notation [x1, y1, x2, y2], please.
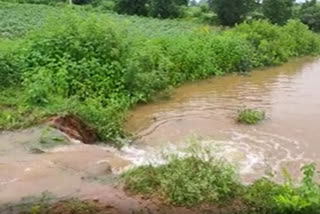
[125, 57, 320, 182]
[0, 57, 320, 209]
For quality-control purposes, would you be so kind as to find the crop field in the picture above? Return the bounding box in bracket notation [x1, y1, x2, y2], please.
[0, 2, 206, 39]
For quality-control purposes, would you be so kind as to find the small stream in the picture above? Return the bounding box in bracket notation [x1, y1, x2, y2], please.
[0, 57, 319, 205]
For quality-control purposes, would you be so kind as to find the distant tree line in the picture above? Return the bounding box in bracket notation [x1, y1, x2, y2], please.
[113, 0, 320, 31]
[5, 0, 320, 31]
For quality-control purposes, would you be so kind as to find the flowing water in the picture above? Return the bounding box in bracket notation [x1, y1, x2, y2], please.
[125, 57, 320, 182]
[0, 57, 320, 207]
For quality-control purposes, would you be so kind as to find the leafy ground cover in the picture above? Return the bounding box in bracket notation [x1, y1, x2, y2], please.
[0, 2, 204, 39]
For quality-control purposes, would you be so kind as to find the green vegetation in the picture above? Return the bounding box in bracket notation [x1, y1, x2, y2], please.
[2, 0, 320, 32]
[122, 145, 320, 213]
[208, 0, 256, 26]
[0, 2, 201, 39]
[237, 108, 265, 125]
[0, 2, 319, 144]
[262, 0, 295, 25]
[1, 1, 320, 213]
[245, 164, 320, 213]
[300, 0, 320, 32]
[2, 192, 102, 214]
[115, 0, 149, 16]
[122, 144, 240, 206]
[180, 4, 218, 25]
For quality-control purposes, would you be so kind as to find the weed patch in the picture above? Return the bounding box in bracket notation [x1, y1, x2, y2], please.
[237, 108, 265, 125]
[122, 144, 242, 206]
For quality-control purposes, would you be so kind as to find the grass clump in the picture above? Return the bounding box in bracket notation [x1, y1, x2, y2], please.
[237, 108, 265, 125]
[122, 144, 242, 206]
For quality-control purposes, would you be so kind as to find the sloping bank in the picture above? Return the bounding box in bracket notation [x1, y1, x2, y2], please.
[0, 10, 320, 146]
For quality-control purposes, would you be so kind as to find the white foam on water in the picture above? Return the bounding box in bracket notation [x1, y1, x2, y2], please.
[0, 178, 19, 186]
[39, 128, 313, 181]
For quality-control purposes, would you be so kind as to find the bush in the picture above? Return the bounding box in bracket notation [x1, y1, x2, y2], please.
[237, 108, 265, 124]
[122, 144, 241, 206]
[231, 20, 320, 66]
[245, 164, 320, 214]
[283, 20, 320, 56]
[232, 20, 291, 66]
[0, 40, 21, 90]
[21, 13, 129, 104]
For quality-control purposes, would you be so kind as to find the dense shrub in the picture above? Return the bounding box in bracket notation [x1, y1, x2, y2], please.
[283, 20, 320, 56]
[0, 40, 21, 89]
[231, 20, 292, 66]
[230, 20, 320, 66]
[21, 13, 129, 105]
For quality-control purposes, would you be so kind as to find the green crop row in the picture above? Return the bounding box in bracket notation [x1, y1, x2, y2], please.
[0, 2, 203, 39]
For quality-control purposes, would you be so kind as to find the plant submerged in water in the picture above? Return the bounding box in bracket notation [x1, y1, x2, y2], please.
[237, 108, 265, 125]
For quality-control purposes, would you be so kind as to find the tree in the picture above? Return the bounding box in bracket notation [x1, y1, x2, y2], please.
[301, 0, 317, 9]
[149, 0, 180, 18]
[174, 0, 188, 6]
[208, 0, 256, 26]
[115, 0, 149, 16]
[73, 0, 92, 4]
[262, 0, 295, 25]
[300, 1, 320, 32]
